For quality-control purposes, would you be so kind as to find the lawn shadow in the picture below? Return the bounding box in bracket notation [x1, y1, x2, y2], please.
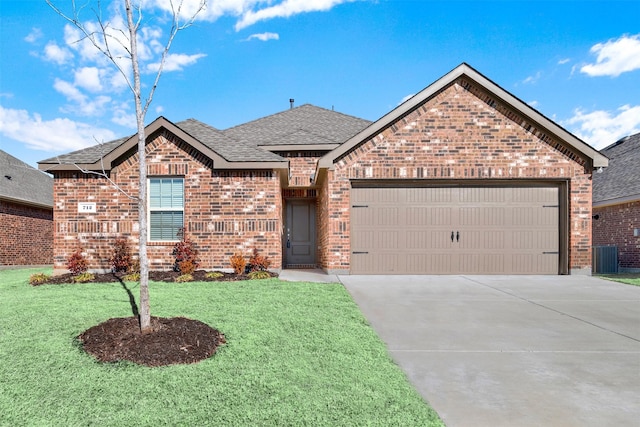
[116, 276, 139, 318]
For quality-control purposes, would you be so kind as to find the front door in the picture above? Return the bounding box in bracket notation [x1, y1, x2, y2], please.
[285, 199, 316, 267]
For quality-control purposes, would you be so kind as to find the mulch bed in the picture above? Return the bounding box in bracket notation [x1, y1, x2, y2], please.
[78, 316, 226, 367]
[37, 269, 277, 285]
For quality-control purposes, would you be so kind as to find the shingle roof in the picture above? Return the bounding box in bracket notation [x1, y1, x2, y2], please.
[38, 105, 370, 168]
[39, 137, 128, 165]
[176, 119, 284, 162]
[223, 104, 372, 146]
[0, 150, 53, 208]
[593, 132, 640, 204]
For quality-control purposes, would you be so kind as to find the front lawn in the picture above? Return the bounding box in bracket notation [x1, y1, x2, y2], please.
[0, 268, 443, 426]
[598, 273, 640, 287]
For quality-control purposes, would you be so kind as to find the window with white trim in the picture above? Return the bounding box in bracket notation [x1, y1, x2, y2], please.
[149, 177, 184, 241]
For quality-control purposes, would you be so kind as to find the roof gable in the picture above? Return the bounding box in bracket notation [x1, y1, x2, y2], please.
[38, 117, 288, 172]
[593, 132, 640, 205]
[319, 63, 608, 169]
[0, 150, 53, 208]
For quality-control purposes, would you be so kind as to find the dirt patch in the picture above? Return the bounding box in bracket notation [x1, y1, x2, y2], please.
[78, 316, 225, 367]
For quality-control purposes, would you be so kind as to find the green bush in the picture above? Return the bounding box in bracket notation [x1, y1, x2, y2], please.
[206, 271, 224, 279]
[71, 272, 95, 283]
[29, 272, 51, 285]
[247, 270, 271, 280]
[175, 273, 193, 283]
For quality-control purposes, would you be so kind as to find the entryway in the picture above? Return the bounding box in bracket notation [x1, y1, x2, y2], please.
[284, 199, 316, 268]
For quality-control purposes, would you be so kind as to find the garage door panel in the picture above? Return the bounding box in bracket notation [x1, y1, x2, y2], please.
[351, 186, 560, 274]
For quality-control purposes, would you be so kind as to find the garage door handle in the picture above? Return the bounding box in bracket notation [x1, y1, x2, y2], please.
[451, 231, 455, 242]
[456, 231, 460, 242]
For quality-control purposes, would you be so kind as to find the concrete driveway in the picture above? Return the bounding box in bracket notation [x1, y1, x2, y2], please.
[340, 275, 640, 427]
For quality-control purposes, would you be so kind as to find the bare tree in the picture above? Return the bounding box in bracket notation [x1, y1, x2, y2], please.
[48, 0, 205, 333]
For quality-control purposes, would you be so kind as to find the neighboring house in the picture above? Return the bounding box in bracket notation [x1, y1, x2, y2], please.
[0, 150, 54, 266]
[592, 132, 640, 272]
[39, 63, 607, 275]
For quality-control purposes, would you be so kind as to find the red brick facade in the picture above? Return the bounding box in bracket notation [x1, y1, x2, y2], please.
[593, 201, 640, 270]
[51, 131, 282, 274]
[47, 72, 600, 275]
[318, 80, 593, 274]
[0, 200, 53, 266]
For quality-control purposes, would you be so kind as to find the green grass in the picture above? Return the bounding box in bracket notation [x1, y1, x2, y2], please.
[598, 273, 640, 287]
[0, 268, 443, 427]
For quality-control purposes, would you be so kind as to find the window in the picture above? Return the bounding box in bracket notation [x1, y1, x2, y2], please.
[149, 177, 184, 241]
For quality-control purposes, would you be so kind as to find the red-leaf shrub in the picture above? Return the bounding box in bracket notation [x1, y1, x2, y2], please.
[247, 247, 271, 272]
[67, 248, 89, 275]
[172, 228, 199, 273]
[230, 253, 246, 275]
[110, 238, 132, 273]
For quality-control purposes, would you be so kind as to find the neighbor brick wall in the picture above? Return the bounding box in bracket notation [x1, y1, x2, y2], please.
[318, 78, 593, 273]
[593, 201, 640, 269]
[51, 131, 282, 274]
[0, 200, 53, 265]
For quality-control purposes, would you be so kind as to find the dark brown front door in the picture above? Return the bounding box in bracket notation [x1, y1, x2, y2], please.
[285, 199, 316, 267]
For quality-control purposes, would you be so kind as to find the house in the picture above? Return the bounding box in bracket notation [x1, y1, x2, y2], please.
[592, 132, 640, 272]
[1, 150, 54, 266]
[39, 63, 607, 275]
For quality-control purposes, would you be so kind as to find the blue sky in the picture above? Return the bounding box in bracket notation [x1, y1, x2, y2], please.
[1, 0, 639, 168]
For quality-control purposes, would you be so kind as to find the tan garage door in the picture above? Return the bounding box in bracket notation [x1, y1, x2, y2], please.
[351, 186, 559, 274]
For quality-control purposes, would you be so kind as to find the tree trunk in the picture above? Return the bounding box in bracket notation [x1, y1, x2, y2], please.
[124, 0, 151, 334]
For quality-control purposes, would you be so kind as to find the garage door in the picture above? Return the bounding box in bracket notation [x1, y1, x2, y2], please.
[351, 186, 559, 274]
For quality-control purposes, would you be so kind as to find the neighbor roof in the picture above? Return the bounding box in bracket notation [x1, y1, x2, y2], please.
[318, 63, 609, 169]
[593, 132, 640, 206]
[0, 150, 53, 208]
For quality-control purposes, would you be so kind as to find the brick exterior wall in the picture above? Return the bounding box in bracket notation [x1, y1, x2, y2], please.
[593, 201, 640, 270]
[0, 200, 53, 266]
[51, 131, 282, 274]
[288, 155, 321, 187]
[318, 79, 593, 274]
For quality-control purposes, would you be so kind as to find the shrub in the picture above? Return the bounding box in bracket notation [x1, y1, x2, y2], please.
[122, 272, 140, 282]
[230, 253, 246, 275]
[72, 272, 95, 283]
[175, 273, 193, 283]
[29, 272, 51, 285]
[247, 247, 271, 272]
[172, 228, 199, 273]
[247, 270, 271, 280]
[110, 238, 132, 273]
[67, 248, 89, 275]
[178, 260, 196, 275]
[206, 271, 224, 279]
[128, 259, 140, 274]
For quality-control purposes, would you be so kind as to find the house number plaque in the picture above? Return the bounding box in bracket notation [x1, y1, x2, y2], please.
[78, 202, 97, 213]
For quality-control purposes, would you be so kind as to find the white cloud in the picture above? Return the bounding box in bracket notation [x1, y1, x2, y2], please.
[74, 67, 103, 92]
[557, 58, 570, 65]
[53, 78, 111, 116]
[580, 34, 640, 77]
[245, 32, 280, 42]
[0, 106, 116, 152]
[43, 41, 73, 65]
[25, 28, 43, 43]
[146, 53, 207, 73]
[235, 0, 353, 30]
[528, 100, 539, 108]
[522, 71, 541, 85]
[564, 104, 640, 149]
